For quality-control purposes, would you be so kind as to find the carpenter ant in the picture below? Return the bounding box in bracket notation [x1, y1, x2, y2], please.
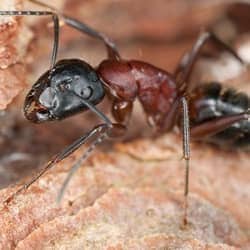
[1, 0, 249, 225]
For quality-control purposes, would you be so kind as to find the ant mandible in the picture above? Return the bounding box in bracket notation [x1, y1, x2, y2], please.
[1, 0, 249, 226]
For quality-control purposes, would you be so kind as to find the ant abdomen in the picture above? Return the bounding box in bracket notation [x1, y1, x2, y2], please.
[24, 59, 105, 123]
[190, 82, 250, 149]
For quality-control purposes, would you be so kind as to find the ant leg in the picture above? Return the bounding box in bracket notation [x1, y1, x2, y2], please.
[175, 30, 244, 89]
[27, 0, 120, 60]
[3, 122, 126, 205]
[158, 96, 191, 224]
[160, 97, 181, 132]
[3, 124, 108, 205]
[180, 97, 191, 226]
[57, 122, 126, 202]
[112, 99, 133, 124]
[190, 109, 250, 139]
[0, 10, 59, 69]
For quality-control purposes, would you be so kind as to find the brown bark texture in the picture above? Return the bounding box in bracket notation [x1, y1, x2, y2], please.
[0, 0, 33, 109]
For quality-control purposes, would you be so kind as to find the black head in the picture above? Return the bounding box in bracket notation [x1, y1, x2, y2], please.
[24, 59, 105, 123]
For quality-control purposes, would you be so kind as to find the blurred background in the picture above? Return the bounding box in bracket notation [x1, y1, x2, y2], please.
[0, 0, 250, 188]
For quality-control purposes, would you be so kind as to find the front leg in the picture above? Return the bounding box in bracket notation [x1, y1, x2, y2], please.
[57, 122, 126, 202]
[3, 122, 126, 206]
[112, 99, 133, 124]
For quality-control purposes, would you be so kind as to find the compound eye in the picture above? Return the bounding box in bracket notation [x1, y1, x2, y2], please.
[79, 86, 93, 99]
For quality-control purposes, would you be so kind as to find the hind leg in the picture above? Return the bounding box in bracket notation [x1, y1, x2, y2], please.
[175, 30, 244, 92]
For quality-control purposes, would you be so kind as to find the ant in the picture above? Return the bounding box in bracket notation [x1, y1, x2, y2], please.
[1, 0, 249, 226]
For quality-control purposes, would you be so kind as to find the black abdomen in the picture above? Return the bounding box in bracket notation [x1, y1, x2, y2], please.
[189, 82, 250, 149]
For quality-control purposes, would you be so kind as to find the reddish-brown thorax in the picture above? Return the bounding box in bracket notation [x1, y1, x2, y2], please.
[97, 59, 178, 129]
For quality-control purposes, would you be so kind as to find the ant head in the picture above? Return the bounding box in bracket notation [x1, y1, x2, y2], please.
[24, 59, 105, 123]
